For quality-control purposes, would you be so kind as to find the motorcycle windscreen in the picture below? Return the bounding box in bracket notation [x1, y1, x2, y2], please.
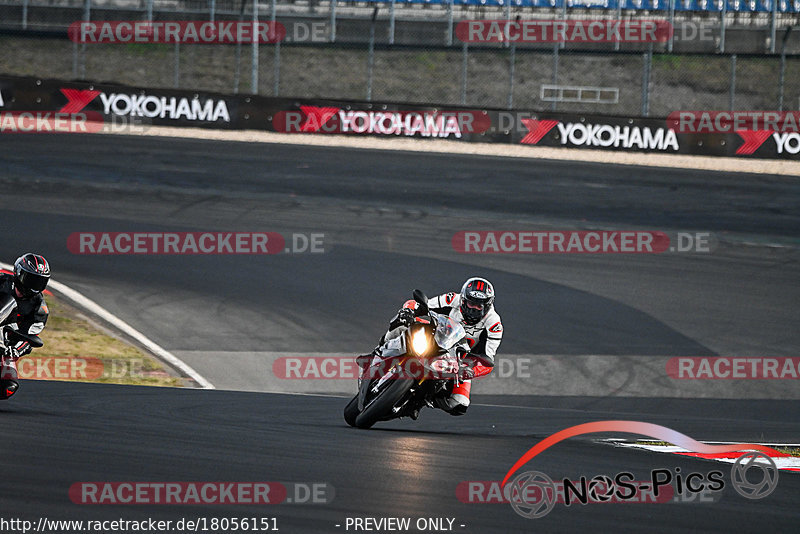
[431, 312, 466, 350]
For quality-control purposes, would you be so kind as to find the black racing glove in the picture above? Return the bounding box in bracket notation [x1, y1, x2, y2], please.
[457, 351, 495, 381]
[458, 363, 476, 381]
[397, 307, 415, 328]
[458, 353, 478, 381]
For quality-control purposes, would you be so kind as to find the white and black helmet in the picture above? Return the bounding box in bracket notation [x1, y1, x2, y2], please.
[460, 277, 494, 325]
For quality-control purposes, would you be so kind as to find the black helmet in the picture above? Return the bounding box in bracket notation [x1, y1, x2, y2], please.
[13, 253, 51, 297]
[460, 277, 494, 325]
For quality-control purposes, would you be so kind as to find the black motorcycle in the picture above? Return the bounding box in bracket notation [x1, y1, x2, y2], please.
[344, 290, 470, 429]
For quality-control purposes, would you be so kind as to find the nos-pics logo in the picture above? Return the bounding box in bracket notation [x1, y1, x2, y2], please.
[502, 420, 780, 519]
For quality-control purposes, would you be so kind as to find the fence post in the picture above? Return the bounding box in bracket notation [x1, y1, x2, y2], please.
[769, 0, 777, 53]
[272, 0, 280, 96]
[507, 42, 516, 109]
[560, 0, 567, 50]
[641, 44, 652, 116]
[367, 7, 378, 101]
[251, 0, 259, 94]
[668, 0, 675, 53]
[778, 27, 793, 112]
[22, 0, 28, 30]
[615, 0, 622, 52]
[447, 0, 454, 46]
[80, 0, 91, 79]
[503, 1, 511, 48]
[234, 46, 241, 93]
[330, 0, 337, 42]
[461, 42, 468, 105]
[550, 43, 558, 111]
[174, 42, 180, 88]
[210, 0, 216, 21]
[389, 0, 395, 45]
[720, 0, 727, 53]
[273, 43, 281, 97]
[234, 0, 247, 94]
[146, 0, 153, 22]
[729, 54, 736, 111]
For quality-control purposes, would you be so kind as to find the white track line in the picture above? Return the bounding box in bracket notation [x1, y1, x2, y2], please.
[0, 262, 214, 390]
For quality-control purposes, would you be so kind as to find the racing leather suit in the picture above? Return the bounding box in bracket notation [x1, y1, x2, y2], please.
[0, 273, 49, 391]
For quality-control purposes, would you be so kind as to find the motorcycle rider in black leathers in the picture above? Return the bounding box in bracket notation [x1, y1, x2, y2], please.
[1, 253, 51, 399]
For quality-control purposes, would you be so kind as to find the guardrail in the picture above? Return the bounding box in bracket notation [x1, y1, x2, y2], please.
[1, 74, 798, 159]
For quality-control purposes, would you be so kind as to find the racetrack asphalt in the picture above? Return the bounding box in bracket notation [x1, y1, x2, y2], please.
[0, 134, 798, 532]
[3, 381, 799, 533]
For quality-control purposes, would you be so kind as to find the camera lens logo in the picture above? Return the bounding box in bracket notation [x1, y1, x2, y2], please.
[731, 452, 779, 500]
[508, 471, 557, 519]
[587, 475, 615, 502]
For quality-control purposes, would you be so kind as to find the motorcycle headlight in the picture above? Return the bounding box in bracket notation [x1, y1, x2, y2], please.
[411, 328, 429, 356]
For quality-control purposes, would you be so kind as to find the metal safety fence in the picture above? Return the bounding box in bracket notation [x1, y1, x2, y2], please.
[0, 1, 797, 115]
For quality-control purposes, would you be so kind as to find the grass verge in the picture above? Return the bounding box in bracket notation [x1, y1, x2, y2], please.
[15, 293, 183, 387]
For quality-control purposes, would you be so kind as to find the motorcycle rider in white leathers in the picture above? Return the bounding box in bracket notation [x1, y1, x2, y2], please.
[361, 277, 503, 416]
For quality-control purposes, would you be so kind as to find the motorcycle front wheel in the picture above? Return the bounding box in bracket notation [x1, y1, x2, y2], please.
[354, 378, 414, 429]
[343, 395, 360, 427]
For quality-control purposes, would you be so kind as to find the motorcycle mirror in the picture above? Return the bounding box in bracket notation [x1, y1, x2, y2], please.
[3, 326, 44, 348]
[412, 289, 429, 313]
